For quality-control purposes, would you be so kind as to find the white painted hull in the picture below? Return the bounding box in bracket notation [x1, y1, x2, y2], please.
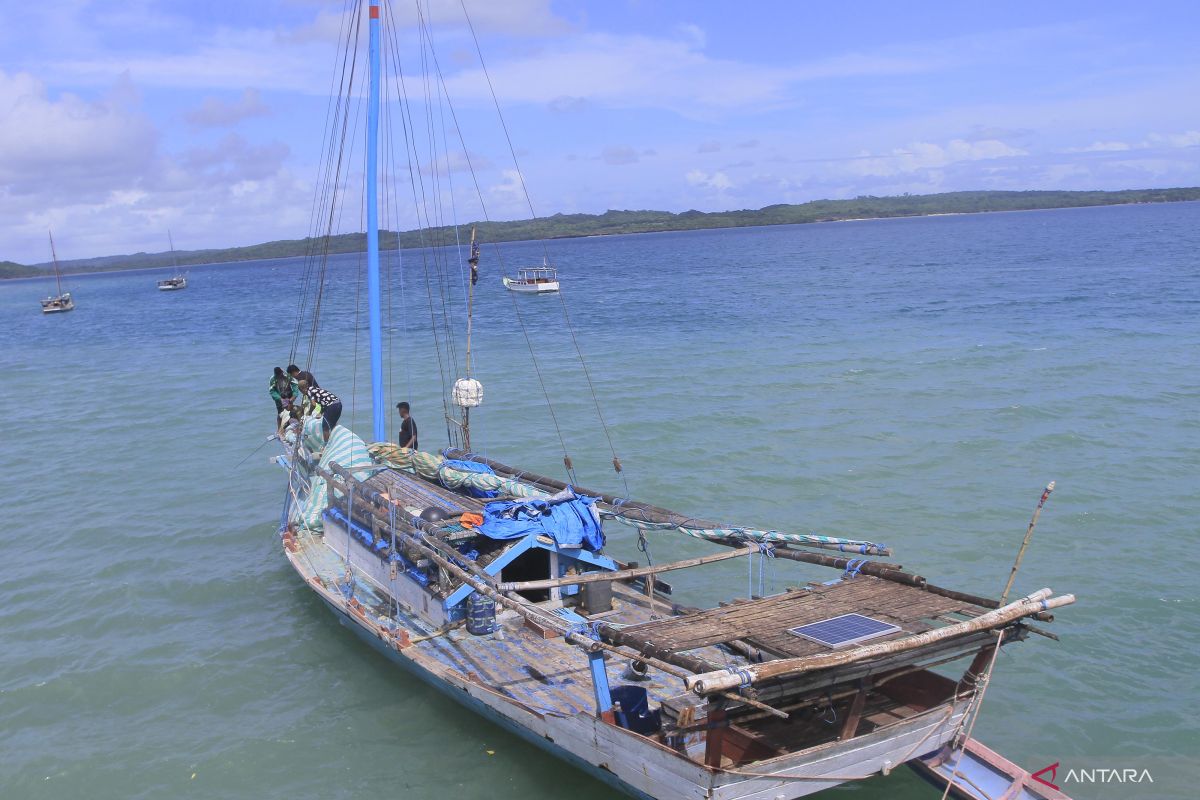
[503, 276, 559, 293]
[158, 279, 187, 290]
[41, 299, 75, 313]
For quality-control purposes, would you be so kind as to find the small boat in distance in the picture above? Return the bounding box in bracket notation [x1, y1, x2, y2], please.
[157, 230, 187, 291]
[40, 231, 75, 314]
[502, 260, 559, 293]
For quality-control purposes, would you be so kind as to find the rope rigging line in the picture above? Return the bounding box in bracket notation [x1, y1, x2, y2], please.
[290, 0, 359, 366]
[381, 6, 455, 440]
[417, 5, 463, 388]
[413, 1, 579, 482]
[456, 0, 628, 491]
[299, 1, 367, 371]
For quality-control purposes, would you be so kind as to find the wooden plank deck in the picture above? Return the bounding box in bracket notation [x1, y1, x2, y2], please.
[293, 530, 732, 718]
[621, 576, 990, 659]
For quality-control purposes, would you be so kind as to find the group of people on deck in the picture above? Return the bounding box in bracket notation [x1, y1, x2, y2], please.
[269, 364, 416, 449]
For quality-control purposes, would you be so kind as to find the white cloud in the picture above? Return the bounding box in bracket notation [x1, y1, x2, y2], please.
[845, 138, 1028, 177]
[185, 88, 271, 127]
[441, 31, 942, 116]
[0, 70, 158, 202]
[1070, 141, 1132, 152]
[0, 69, 312, 263]
[686, 169, 733, 191]
[601, 146, 640, 165]
[1146, 130, 1200, 148]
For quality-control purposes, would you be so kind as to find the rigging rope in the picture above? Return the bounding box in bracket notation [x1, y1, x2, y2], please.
[456, 0, 628, 491]
[414, 1, 579, 482]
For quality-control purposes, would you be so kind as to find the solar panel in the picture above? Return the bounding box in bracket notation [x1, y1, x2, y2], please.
[787, 613, 901, 649]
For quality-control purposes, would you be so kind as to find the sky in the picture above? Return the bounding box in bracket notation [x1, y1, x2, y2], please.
[1, 0, 1199, 264]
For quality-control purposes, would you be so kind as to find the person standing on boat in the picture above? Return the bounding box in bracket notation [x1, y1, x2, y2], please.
[396, 402, 418, 450]
[268, 366, 299, 424]
[298, 376, 342, 441]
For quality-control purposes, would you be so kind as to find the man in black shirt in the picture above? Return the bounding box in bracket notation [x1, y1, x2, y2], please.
[396, 402, 418, 450]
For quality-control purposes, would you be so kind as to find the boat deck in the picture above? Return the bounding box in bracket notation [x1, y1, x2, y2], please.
[290, 529, 727, 718]
[622, 576, 990, 660]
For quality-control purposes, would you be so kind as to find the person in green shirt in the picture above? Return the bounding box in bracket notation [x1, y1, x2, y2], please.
[268, 366, 300, 425]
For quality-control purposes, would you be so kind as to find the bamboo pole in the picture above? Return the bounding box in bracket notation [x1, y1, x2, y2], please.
[1000, 481, 1055, 605]
[497, 545, 756, 592]
[771, 547, 922, 586]
[684, 589, 1075, 695]
[442, 448, 890, 556]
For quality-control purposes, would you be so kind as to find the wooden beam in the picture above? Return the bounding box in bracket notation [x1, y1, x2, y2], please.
[686, 589, 1076, 695]
[839, 683, 869, 741]
[497, 545, 756, 592]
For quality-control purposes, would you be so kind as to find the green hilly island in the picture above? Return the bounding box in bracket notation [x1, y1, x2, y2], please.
[4, 187, 1198, 279]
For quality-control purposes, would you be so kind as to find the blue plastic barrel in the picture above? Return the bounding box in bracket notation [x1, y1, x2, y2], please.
[466, 592, 496, 635]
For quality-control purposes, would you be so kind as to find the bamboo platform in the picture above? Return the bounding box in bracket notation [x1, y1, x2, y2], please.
[621, 576, 990, 660]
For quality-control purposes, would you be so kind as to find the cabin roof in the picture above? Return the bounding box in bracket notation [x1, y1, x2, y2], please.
[620, 576, 990, 660]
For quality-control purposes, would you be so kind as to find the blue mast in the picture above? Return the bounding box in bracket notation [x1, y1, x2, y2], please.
[366, 1, 385, 442]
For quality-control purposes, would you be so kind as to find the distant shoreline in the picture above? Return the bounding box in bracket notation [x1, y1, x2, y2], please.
[5, 188, 1198, 279]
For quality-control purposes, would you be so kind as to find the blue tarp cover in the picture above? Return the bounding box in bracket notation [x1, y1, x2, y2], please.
[476, 488, 604, 551]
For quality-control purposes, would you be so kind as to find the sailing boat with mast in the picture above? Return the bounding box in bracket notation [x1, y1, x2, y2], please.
[157, 230, 187, 290]
[271, 4, 1075, 798]
[40, 231, 74, 313]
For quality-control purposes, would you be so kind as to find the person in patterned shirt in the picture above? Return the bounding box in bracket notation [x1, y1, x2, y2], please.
[298, 374, 342, 441]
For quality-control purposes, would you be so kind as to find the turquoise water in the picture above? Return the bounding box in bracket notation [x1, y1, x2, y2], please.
[1, 203, 1196, 799]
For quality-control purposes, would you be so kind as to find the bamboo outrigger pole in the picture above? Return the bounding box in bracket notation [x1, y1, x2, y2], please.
[999, 481, 1055, 605]
[684, 589, 1076, 696]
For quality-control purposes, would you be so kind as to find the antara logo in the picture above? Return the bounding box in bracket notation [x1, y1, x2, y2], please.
[1032, 761, 1155, 789]
[1031, 762, 1060, 790]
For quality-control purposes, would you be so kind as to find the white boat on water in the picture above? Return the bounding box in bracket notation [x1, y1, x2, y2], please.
[502, 262, 559, 293]
[40, 231, 75, 314]
[157, 230, 188, 291]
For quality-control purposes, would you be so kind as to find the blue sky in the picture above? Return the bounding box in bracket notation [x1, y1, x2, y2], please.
[1, 0, 1198, 263]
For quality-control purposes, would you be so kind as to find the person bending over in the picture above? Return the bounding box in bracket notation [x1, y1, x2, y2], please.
[299, 376, 342, 441]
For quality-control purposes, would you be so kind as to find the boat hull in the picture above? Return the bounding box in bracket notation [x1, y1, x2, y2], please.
[503, 276, 559, 293]
[285, 525, 970, 800]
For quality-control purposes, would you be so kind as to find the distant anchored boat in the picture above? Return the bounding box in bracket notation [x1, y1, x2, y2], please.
[502, 261, 559, 293]
[40, 231, 74, 314]
[157, 230, 188, 291]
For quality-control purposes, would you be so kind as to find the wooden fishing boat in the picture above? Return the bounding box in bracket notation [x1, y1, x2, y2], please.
[502, 262, 559, 293]
[40, 231, 74, 313]
[271, 4, 1075, 797]
[157, 231, 187, 290]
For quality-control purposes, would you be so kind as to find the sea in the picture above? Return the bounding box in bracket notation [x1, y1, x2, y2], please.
[1, 202, 1196, 799]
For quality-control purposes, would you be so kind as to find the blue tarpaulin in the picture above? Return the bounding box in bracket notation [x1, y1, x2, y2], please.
[476, 488, 605, 551]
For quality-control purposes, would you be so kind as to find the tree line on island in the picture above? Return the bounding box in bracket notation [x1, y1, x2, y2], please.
[5, 187, 1199, 279]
